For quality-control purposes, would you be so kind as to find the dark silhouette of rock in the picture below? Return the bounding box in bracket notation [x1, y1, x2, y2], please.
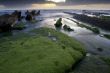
[54, 18, 62, 28]
[0, 13, 18, 32]
[73, 13, 110, 31]
[0, 22, 11, 32]
[25, 10, 41, 21]
[12, 10, 22, 21]
[18, 11, 22, 21]
[63, 25, 74, 31]
[31, 10, 36, 16]
[25, 14, 33, 21]
[25, 10, 38, 21]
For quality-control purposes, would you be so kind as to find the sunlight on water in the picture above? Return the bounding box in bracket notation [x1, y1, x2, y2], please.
[47, 0, 66, 3]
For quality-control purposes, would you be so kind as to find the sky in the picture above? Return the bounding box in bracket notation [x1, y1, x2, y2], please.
[0, 0, 110, 10]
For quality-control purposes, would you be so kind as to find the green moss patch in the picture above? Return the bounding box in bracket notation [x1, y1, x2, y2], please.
[77, 24, 100, 34]
[12, 22, 26, 30]
[0, 27, 85, 73]
[104, 34, 110, 40]
[100, 16, 110, 21]
[54, 18, 63, 28]
[30, 20, 39, 24]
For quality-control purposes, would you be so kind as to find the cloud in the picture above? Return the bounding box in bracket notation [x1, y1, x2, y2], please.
[1, 0, 110, 5]
[0, 5, 5, 8]
[31, 3, 56, 9]
[46, 0, 66, 3]
[0, 0, 45, 4]
[71, 4, 110, 10]
[64, 0, 110, 5]
[0, 0, 110, 9]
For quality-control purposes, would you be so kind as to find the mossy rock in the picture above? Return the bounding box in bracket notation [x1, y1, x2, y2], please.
[54, 18, 63, 28]
[104, 34, 110, 39]
[0, 27, 85, 73]
[77, 24, 100, 34]
[92, 27, 100, 34]
[12, 22, 26, 30]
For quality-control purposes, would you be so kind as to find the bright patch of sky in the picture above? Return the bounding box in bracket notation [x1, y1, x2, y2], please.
[46, 0, 66, 3]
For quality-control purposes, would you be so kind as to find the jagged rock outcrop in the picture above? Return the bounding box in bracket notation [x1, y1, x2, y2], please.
[63, 25, 74, 31]
[54, 18, 62, 28]
[0, 13, 18, 32]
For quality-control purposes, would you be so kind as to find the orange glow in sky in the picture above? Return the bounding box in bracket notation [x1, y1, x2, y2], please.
[0, 3, 110, 10]
[31, 3, 56, 9]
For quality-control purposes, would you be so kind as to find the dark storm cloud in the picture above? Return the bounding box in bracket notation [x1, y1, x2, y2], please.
[0, 0, 45, 3]
[0, 0, 110, 6]
[0, 0, 54, 7]
[66, 0, 110, 4]
[0, 0, 45, 5]
[1, 0, 110, 4]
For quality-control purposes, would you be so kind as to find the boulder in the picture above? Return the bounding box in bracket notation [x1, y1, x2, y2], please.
[12, 10, 22, 21]
[63, 25, 74, 31]
[25, 14, 33, 21]
[31, 10, 36, 16]
[54, 18, 62, 28]
[0, 14, 17, 32]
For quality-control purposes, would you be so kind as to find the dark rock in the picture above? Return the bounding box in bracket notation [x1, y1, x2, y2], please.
[0, 14, 17, 32]
[63, 25, 74, 31]
[12, 10, 22, 21]
[18, 11, 22, 21]
[21, 16, 25, 19]
[54, 18, 62, 28]
[0, 22, 11, 32]
[73, 13, 110, 31]
[25, 14, 33, 21]
[25, 10, 38, 21]
[31, 10, 36, 16]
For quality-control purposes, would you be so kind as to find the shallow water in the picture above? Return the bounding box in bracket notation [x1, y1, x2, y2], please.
[33, 11, 110, 56]
[1, 10, 110, 73]
[12, 11, 110, 56]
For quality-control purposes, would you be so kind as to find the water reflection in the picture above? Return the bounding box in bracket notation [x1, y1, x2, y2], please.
[33, 12, 110, 56]
[0, 11, 110, 56]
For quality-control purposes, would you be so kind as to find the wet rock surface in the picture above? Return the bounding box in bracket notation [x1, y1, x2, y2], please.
[54, 18, 62, 28]
[63, 24, 74, 31]
[0, 14, 17, 32]
[70, 55, 110, 73]
[0, 10, 110, 73]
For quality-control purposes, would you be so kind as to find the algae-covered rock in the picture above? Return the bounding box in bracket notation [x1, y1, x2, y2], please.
[54, 18, 63, 28]
[12, 22, 26, 30]
[0, 27, 85, 73]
